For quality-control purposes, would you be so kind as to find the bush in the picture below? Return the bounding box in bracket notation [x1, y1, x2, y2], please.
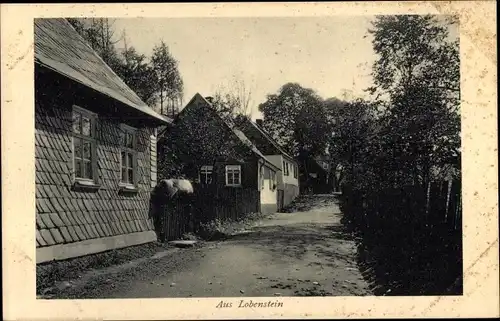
[195, 212, 265, 241]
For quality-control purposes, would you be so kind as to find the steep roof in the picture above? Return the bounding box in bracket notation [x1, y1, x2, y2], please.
[180, 94, 280, 172]
[34, 18, 171, 125]
[236, 117, 296, 162]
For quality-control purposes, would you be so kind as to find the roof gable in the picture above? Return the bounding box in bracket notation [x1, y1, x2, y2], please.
[34, 18, 171, 124]
[236, 117, 296, 162]
[179, 94, 280, 171]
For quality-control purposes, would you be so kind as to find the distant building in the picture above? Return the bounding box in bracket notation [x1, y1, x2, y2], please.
[236, 117, 300, 211]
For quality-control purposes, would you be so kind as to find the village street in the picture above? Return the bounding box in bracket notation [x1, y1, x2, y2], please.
[50, 196, 371, 298]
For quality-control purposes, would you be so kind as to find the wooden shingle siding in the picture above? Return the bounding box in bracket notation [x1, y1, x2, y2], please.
[35, 96, 156, 249]
[34, 19, 171, 124]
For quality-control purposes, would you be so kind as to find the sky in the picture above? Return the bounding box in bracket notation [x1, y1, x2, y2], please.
[112, 17, 378, 119]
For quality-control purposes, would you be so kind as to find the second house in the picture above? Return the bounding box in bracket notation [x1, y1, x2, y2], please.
[235, 117, 300, 211]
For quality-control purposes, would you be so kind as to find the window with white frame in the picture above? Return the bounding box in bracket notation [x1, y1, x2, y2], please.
[120, 124, 137, 185]
[72, 106, 97, 182]
[283, 160, 290, 176]
[200, 165, 213, 184]
[225, 165, 241, 186]
[293, 164, 298, 178]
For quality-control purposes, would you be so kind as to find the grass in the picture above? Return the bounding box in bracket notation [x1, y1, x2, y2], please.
[36, 242, 171, 294]
[195, 212, 268, 241]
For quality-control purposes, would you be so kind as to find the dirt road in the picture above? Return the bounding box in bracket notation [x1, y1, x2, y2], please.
[52, 196, 371, 298]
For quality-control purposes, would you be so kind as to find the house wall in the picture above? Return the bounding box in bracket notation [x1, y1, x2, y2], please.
[259, 163, 278, 214]
[283, 184, 300, 207]
[35, 77, 157, 263]
[264, 155, 299, 207]
[283, 157, 299, 186]
[210, 159, 259, 190]
[265, 155, 284, 185]
[266, 155, 299, 187]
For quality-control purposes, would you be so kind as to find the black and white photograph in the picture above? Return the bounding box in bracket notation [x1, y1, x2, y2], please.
[33, 13, 463, 299]
[1, 2, 498, 320]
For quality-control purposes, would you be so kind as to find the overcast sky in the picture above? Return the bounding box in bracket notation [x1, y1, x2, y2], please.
[112, 17, 377, 119]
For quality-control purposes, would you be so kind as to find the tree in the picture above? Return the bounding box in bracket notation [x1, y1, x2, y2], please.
[67, 18, 123, 71]
[67, 18, 155, 105]
[116, 39, 159, 106]
[258, 83, 331, 190]
[212, 76, 254, 121]
[325, 97, 381, 191]
[67, 19, 184, 112]
[323, 97, 349, 190]
[151, 41, 184, 117]
[258, 83, 329, 158]
[355, 15, 461, 189]
[368, 15, 459, 110]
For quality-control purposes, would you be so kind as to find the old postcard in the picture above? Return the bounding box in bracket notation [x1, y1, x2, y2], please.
[1, 1, 498, 320]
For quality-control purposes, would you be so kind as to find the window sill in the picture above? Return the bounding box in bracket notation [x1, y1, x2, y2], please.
[72, 180, 101, 192]
[226, 185, 242, 188]
[118, 184, 139, 195]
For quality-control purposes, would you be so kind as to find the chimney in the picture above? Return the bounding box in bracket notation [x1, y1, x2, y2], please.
[205, 96, 214, 104]
[255, 119, 263, 127]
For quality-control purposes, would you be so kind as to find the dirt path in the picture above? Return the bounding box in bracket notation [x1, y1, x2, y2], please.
[52, 196, 371, 298]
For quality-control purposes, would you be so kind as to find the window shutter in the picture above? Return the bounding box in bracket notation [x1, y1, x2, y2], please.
[150, 133, 157, 188]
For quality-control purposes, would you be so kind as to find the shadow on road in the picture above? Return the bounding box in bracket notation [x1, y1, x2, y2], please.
[226, 221, 355, 264]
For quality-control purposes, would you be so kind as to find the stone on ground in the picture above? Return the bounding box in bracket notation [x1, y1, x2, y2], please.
[169, 240, 197, 248]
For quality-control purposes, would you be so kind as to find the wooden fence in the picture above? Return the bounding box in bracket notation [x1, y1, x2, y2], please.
[153, 184, 260, 242]
[192, 185, 260, 223]
[340, 179, 462, 295]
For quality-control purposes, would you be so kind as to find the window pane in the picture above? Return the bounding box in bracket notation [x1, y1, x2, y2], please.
[75, 159, 82, 178]
[119, 130, 126, 146]
[128, 168, 134, 183]
[121, 151, 127, 167]
[83, 141, 91, 160]
[85, 161, 93, 179]
[127, 153, 134, 169]
[131, 134, 135, 148]
[72, 112, 81, 134]
[74, 138, 82, 159]
[121, 167, 127, 182]
[82, 117, 91, 136]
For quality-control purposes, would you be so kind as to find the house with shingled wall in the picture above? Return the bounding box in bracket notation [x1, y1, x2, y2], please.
[34, 18, 171, 263]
